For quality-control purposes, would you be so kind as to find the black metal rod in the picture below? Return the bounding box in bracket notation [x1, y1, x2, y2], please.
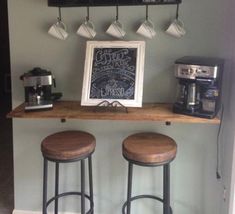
[42, 158, 48, 214]
[46, 191, 93, 208]
[42, 156, 95, 214]
[176, 3, 179, 19]
[146, 5, 149, 21]
[126, 163, 133, 214]
[81, 159, 85, 214]
[163, 164, 170, 214]
[88, 156, 94, 214]
[49, 0, 182, 7]
[122, 194, 164, 213]
[116, 5, 119, 20]
[55, 162, 59, 214]
[86, 6, 90, 21]
[58, 7, 62, 21]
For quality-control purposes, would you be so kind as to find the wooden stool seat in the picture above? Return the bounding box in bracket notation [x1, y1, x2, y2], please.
[122, 132, 177, 164]
[41, 131, 96, 161]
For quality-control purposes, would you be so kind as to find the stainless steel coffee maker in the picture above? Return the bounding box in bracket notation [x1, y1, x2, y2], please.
[173, 56, 224, 118]
[20, 67, 62, 111]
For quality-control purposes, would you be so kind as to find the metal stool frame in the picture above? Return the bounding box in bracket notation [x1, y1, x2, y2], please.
[122, 156, 175, 214]
[42, 152, 94, 214]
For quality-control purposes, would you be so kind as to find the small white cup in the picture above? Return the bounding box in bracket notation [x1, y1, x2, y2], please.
[136, 20, 156, 39]
[48, 21, 68, 40]
[165, 19, 186, 38]
[106, 20, 126, 39]
[77, 20, 96, 39]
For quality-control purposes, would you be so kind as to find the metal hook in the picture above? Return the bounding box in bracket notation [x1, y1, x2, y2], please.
[176, 3, 179, 20]
[58, 7, 62, 22]
[146, 5, 149, 21]
[116, 5, 119, 21]
[86, 6, 90, 22]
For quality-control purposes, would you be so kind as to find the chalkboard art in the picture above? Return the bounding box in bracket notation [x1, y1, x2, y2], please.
[81, 41, 145, 107]
[90, 47, 137, 100]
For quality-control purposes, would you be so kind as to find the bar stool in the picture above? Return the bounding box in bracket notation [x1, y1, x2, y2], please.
[122, 132, 177, 214]
[41, 131, 96, 214]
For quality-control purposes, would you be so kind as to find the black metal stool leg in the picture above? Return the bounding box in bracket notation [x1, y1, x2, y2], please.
[43, 158, 48, 214]
[55, 162, 59, 214]
[88, 156, 94, 214]
[81, 159, 85, 214]
[163, 164, 170, 214]
[126, 162, 133, 214]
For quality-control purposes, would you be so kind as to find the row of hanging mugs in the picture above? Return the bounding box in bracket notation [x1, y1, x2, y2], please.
[48, 4, 186, 41]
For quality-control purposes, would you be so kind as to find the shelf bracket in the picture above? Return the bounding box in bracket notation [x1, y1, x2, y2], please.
[165, 121, 171, 126]
[61, 118, 66, 123]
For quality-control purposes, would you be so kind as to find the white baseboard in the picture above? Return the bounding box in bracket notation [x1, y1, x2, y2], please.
[13, 210, 80, 214]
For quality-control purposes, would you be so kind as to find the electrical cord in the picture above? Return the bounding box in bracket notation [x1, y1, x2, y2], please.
[216, 103, 224, 179]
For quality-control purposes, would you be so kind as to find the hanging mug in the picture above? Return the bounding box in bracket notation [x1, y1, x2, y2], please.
[165, 19, 186, 38]
[136, 19, 156, 39]
[77, 20, 96, 39]
[106, 20, 126, 39]
[48, 20, 68, 40]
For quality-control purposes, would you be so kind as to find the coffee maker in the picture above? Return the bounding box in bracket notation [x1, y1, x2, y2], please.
[173, 56, 224, 118]
[20, 67, 62, 111]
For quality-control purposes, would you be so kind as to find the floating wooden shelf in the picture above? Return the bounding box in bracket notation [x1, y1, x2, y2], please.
[7, 101, 220, 124]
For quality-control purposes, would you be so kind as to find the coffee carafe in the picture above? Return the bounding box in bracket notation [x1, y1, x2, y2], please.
[176, 79, 200, 112]
[20, 67, 62, 111]
[173, 56, 224, 118]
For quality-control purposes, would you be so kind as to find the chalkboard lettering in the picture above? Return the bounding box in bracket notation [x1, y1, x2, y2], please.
[90, 48, 137, 100]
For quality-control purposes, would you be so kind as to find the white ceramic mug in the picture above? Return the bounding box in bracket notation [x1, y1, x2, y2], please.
[136, 19, 156, 39]
[106, 20, 126, 39]
[77, 20, 96, 39]
[165, 19, 186, 38]
[48, 21, 68, 40]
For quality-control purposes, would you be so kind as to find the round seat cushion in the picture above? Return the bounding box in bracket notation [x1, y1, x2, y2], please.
[41, 131, 96, 161]
[122, 132, 177, 164]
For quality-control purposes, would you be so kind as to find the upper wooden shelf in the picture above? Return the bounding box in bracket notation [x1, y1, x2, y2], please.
[7, 101, 220, 124]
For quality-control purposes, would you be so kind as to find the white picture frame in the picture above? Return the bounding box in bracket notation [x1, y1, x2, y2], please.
[81, 41, 145, 107]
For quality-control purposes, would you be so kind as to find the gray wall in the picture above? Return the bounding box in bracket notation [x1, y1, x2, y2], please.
[217, 0, 235, 213]
[8, 0, 233, 213]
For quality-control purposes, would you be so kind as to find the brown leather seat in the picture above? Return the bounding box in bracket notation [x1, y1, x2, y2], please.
[41, 131, 96, 161]
[122, 132, 177, 164]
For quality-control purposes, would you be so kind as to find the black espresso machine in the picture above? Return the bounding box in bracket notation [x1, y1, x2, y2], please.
[173, 56, 224, 118]
[20, 67, 62, 111]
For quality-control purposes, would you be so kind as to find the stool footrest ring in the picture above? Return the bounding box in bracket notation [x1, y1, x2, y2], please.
[122, 194, 172, 214]
[45, 191, 94, 214]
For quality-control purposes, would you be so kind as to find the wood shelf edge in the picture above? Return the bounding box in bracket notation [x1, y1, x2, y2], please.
[7, 101, 220, 124]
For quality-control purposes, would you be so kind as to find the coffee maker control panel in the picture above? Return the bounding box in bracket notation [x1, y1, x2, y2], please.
[175, 64, 218, 79]
[23, 75, 53, 87]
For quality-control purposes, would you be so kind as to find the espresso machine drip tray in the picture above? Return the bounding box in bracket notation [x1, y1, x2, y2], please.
[25, 100, 53, 111]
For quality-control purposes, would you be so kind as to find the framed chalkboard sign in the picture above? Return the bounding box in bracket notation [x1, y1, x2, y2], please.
[81, 41, 145, 107]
